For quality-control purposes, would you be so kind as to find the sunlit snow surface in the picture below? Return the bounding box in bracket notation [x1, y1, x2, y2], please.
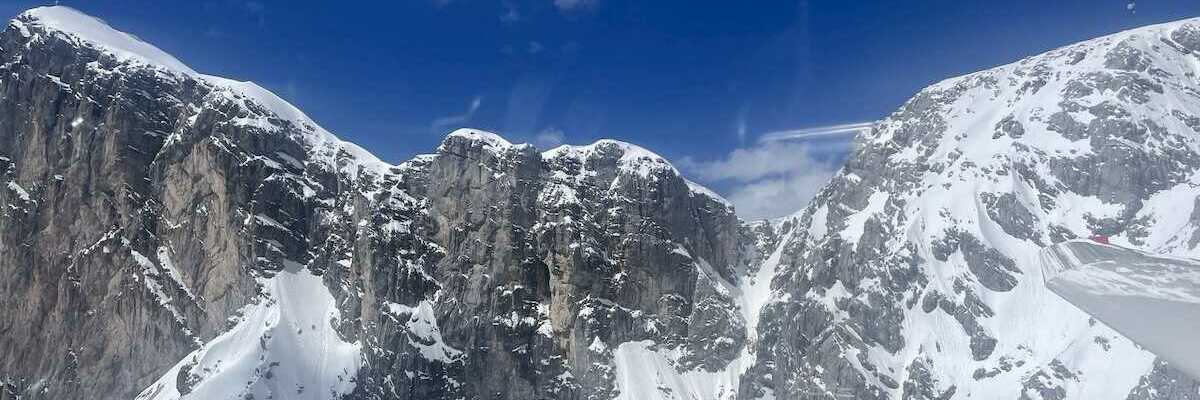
[16, 6, 390, 176]
[16, 6, 196, 73]
[613, 341, 739, 400]
[135, 265, 360, 400]
[1041, 240, 1200, 379]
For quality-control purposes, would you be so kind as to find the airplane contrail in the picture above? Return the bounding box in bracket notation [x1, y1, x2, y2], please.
[757, 121, 875, 142]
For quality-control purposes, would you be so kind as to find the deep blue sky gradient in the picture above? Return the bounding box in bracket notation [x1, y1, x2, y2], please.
[0, 0, 1196, 165]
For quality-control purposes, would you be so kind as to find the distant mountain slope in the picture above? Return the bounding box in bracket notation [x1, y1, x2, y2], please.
[740, 14, 1200, 400]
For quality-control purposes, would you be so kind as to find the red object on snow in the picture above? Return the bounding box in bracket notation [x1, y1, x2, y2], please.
[1089, 235, 1109, 244]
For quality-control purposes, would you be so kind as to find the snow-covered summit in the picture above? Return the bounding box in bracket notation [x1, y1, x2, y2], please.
[544, 139, 680, 177]
[438, 127, 529, 154]
[440, 129, 677, 175]
[743, 14, 1200, 399]
[545, 139, 739, 209]
[446, 127, 511, 145]
[10, 6, 388, 173]
[15, 6, 197, 75]
[921, 15, 1200, 93]
[435, 128, 731, 207]
[10, 6, 733, 212]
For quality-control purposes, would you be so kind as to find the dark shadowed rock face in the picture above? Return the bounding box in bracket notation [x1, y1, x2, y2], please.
[0, 7, 764, 400]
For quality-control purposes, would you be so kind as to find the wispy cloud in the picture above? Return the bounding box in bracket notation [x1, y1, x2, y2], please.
[721, 168, 839, 220]
[680, 142, 813, 182]
[758, 121, 873, 142]
[679, 140, 847, 219]
[431, 96, 483, 130]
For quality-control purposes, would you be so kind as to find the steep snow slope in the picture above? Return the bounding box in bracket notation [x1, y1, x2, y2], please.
[137, 265, 360, 400]
[743, 15, 1200, 400]
[15, 6, 197, 74]
[1041, 240, 1200, 379]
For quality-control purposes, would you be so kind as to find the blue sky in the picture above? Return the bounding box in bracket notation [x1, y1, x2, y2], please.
[2, 0, 1196, 217]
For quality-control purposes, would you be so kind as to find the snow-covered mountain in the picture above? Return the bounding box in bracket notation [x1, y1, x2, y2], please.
[739, 14, 1200, 400]
[0, 7, 765, 400]
[2, 5, 1200, 400]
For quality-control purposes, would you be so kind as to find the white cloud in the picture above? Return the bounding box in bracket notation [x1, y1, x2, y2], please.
[553, 0, 599, 12]
[680, 142, 815, 182]
[722, 166, 838, 220]
[533, 127, 566, 148]
[758, 121, 873, 142]
[431, 95, 483, 130]
[679, 141, 843, 220]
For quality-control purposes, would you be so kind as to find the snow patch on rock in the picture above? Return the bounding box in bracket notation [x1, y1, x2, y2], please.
[135, 266, 360, 400]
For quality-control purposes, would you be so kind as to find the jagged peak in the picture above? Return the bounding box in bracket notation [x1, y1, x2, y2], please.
[11, 6, 731, 212]
[440, 130, 669, 165]
[440, 128, 524, 151]
[545, 138, 734, 209]
[543, 138, 677, 176]
[446, 127, 510, 144]
[435, 130, 732, 209]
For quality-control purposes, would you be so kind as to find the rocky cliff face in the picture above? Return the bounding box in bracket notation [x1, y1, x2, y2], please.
[0, 7, 763, 400]
[4, 6, 1200, 400]
[738, 15, 1200, 400]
